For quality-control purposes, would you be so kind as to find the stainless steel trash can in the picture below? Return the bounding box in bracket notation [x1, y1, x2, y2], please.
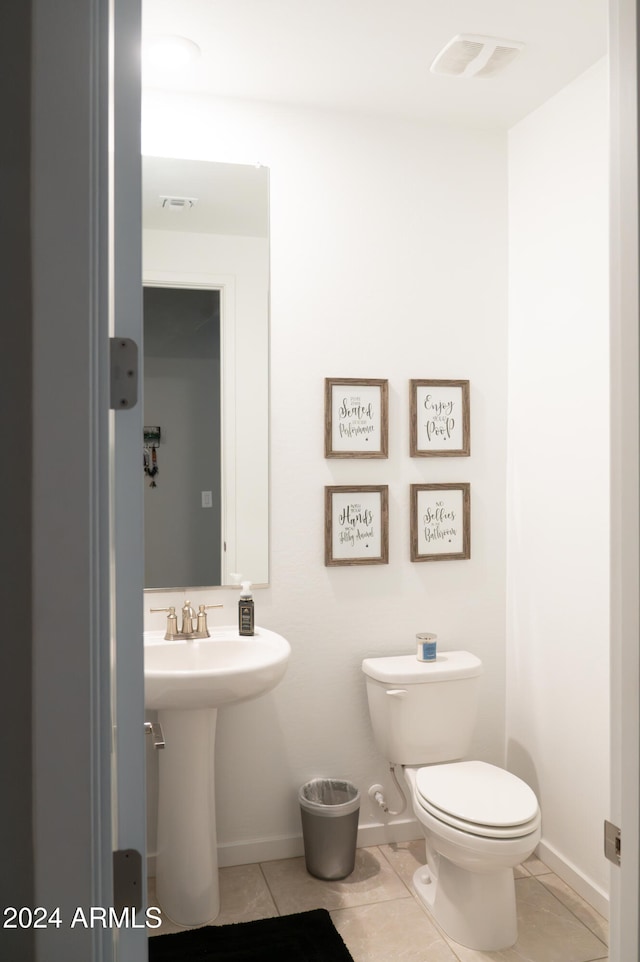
[298, 778, 360, 880]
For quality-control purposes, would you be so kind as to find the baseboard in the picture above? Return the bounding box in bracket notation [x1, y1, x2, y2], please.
[147, 817, 421, 876]
[536, 838, 609, 919]
[216, 817, 422, 868]
[356, 817, 422, 848]
[217, 833, 304, 867]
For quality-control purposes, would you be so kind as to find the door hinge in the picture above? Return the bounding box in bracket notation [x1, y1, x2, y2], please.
[113, 848, 143, 914]
[604, 819, 621, 866]
[110, 337, 139, 410]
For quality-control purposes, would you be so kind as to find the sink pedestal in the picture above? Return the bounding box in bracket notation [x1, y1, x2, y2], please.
[156, 707, 219, 926]
[145, 626, 291, 926]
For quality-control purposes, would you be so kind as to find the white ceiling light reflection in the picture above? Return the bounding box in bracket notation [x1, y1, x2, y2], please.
[142, 35, 201, 85]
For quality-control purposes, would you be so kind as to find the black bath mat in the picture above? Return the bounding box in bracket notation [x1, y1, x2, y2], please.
[147, 908, 354, 962]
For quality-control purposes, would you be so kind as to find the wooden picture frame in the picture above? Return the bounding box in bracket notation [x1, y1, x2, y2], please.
[410, 483, 470, 562]
[410, 379, 470, 457]
[325, 485, 389, 566]
[325, 378, 388, 458]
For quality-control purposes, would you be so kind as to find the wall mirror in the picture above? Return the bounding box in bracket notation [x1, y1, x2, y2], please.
[142, 156, 270, 589]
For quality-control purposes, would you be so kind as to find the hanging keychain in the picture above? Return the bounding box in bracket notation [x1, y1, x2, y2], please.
[150, 446, 158, 486]
[143, 443, 159, 487]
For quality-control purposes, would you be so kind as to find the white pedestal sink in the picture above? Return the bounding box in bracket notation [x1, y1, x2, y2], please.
[144, 626, 290, 927]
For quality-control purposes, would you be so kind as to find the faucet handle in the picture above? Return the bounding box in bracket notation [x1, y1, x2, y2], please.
[195, 603, 224, 636]
[149, 606, 178, 639]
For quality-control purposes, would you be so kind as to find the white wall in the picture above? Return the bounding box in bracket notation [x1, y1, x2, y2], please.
[142, 92, 509, 862]
[506, 59, 610, 912]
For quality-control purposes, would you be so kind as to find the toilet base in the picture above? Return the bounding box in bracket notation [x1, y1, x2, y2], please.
[412, 857, 517, 951]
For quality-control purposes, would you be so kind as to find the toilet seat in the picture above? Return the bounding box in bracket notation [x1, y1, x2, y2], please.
[415, 761, 540, 839]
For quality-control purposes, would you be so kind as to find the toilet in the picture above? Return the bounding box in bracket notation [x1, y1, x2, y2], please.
[362, 651, 540, 952]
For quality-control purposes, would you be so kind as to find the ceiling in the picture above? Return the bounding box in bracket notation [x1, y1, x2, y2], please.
[143, 156, 269, 236]
[141, 0, 608, 129]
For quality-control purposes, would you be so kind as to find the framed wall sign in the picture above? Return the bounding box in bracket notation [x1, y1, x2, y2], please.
[410, 483, 470, 562]
[325, 378, 388, 458]
[410, 379, 470, 457]
[325, 485, 389, 566]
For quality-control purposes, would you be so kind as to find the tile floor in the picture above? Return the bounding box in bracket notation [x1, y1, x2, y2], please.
[148, 842, 609, 961]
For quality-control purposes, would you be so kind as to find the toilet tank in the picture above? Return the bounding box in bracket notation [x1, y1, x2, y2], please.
[362, 651, 483, 765]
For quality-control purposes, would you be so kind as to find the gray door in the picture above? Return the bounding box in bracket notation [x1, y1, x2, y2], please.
[609, 1, 640, 959]
[111, 0, 147, 959]
[30, 0, 146, 960]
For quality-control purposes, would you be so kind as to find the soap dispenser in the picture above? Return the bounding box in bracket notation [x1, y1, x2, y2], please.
[238, 581, 254, 636]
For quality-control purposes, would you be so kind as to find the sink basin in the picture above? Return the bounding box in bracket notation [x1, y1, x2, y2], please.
[144, 626, 291, 710]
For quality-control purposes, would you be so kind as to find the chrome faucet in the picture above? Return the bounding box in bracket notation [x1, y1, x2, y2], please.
[150, 601, 223, 640]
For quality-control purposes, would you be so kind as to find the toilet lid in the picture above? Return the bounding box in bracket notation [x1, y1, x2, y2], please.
[416, 761, 539, 830]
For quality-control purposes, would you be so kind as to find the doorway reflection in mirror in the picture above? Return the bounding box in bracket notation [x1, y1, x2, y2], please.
[144, 286, 222, 588]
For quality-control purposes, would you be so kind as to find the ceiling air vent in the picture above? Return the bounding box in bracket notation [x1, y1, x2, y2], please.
[160, 195, 198, 211]
[430, 34, 524, 79]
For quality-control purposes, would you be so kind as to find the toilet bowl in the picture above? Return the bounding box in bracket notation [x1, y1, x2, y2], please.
[404, 762, 540, 951]
[361, 651, 541, 951]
